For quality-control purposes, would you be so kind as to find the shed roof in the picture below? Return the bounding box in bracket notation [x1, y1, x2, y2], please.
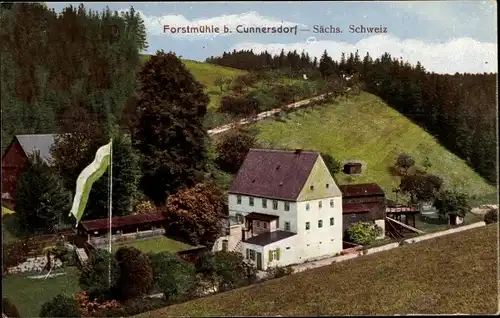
[245, 212, 279, 222]
[243, 230, 296, 246]
[229, 148, 319, 201]
[80, 211, 166, 232]
[339, 183, 385, 197]
[14, 134, 57, 164]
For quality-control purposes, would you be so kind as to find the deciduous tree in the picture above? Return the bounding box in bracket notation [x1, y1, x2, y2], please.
[216, 129, 258, 173]
[321, 153, 341, 177]
[395, 153, 415, 176]
[399, 172, 443, 204]
[150, 252, 197, 300]
[165, 183, 226, 249]
[434, 189, 470, 219]
[133, 51, 209, 204]
[115, 247, 154, 300]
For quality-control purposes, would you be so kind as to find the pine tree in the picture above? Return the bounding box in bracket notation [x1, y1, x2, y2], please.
[84, 133, 141, 220]
[133, 51, 209, 204]
[15, 152, 70, 235]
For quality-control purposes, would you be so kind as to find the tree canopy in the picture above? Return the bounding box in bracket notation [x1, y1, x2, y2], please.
[133, 51, 210, 204]
[15, 151, 70, 235]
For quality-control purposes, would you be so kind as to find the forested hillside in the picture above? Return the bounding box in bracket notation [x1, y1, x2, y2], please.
[207, 50, 497, 184]
[0, 3, 147, 150]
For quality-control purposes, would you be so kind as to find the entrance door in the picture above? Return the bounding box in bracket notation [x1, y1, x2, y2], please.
[222, 240, 228, 251]
[256, 252, 263, 270]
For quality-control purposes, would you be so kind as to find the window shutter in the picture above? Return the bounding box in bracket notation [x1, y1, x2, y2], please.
[246, 249, 250, 259]
[269, 250, 273, 262]
[276, 248, 280, 260]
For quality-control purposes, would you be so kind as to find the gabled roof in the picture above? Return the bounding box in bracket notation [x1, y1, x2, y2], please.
[229, 148, 319, 201]
[7, 134, 57, 164]
[339, 183, 385, 197]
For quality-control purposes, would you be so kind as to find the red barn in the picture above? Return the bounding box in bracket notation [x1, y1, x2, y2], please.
[1, 134, 56, 208]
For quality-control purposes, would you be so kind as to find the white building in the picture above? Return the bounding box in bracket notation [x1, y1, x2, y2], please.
[213, 148, 344, 270]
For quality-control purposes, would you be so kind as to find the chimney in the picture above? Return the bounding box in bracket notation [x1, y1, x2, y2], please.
[295, 149, 302, 155]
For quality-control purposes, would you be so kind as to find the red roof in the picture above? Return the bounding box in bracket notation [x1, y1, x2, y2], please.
[339, 183, 385, 197]
[80, 211, 166, 232]
[342, 203, 371, 214]
[229, 148, 319, 201]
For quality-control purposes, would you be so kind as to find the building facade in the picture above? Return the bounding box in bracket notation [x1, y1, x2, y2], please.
[213, 148, 343, 270]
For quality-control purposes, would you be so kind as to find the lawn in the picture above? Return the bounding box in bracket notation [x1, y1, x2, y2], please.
[2, 266, 81, 318]
[252, 92, 497, 201]
[111, 236, 199, 254]
[137, 224, 498, 316]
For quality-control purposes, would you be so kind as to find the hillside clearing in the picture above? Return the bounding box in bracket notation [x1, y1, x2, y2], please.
[136, 224, 498, 316]
[140, 55, 247, 109]
[253, 92, 496, 202]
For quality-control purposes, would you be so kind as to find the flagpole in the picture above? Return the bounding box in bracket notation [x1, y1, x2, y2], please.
[108, 138, 113, 288]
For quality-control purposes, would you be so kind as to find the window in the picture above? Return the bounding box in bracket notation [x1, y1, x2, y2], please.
[284, 202, 290, 211]
[330, 199, 334, 208]
[306, 203, 310, 211]
[330, 217, 334, 226]
[319, 201, 323, 208]
[249, 197, 254, 206]
[256, 221, 260, 227]
[272, 200, 278, 210]
[263, 222, 267, 229]
[305, 222, 310, 230]
[262, 199, 267, 208]
[222, 240, 228, 251]
[310, 185, 314, 190]
[237, 195, 242, 204]
[318, 220, 323, 228]
[326, 183, 329, 188]
[236, 213, 244, 224]
[284, 221, 291, 231]
[249, 249, 256, 260]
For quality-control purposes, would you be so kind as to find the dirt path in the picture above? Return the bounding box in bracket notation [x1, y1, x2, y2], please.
[207, 93, 328, 136]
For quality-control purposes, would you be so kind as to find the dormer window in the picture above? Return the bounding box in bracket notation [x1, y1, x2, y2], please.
[310, 185, 314, 190]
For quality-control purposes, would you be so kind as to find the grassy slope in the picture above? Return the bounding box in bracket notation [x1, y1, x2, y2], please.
[140, 55, 247, 109]
[3, 267, 81, 318]
[136, 224, 498, 316]
[253, 92, 496, 201]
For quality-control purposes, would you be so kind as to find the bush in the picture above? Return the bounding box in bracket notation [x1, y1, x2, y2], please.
[266, 266, 294, 279]
[75, 291, 120, 316]
[219, 94, 259, 117]
[2, 298, 21, 317]
[40, 294, 81, 317]
[150, 252, 197, 301]
[484, 208, 498, 224]
[346, 222, 382, 245]
[115, 247, 154, 300]
[134, 200, 155, 214]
